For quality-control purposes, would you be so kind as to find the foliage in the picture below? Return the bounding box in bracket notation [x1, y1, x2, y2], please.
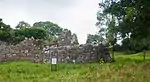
[33, 21, 69, 43]
[86, 34, 104, 44]
[15, 21, 31, 29]
[14, 27, 48, 40]
[33, 21, 63, 37]
[96, 0, 150, 52]
[0, 19, 12, 42]
[118, 37, 150, 53]
[0, 19, 67, 44]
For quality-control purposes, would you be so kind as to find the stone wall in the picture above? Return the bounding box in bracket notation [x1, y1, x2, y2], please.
[0, 30, 112, 63]
[0, 38, 43, 62]
[43, 30, 112, 63]
[43, 44, 112, 63]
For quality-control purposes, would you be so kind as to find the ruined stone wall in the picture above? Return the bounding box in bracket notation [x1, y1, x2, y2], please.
[0, 29, 112, 63]
[43, 29, 112, 63]
[43, 44, 112, 63]
[0, 39, 112, 63]
[0, 38, 43, 62]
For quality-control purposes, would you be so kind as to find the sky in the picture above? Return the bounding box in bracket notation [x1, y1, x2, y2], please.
[0, 0, 100, 44]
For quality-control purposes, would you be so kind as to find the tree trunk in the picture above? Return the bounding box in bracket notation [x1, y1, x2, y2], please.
[143, 50, 146, 60]
[111, 45, 115, 62]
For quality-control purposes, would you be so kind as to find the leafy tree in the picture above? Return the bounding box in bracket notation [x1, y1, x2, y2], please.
[96, 0, 150, 55]
[101, 0, 150, 40]
[86, 34, 104, 44]
[15, 27, 48, 40]
[15, 21, 31, 29]
[33, 21, 64, 43]
[0, 18, 12, 42]
[130, 37, 150, 60]
[33, 21, 63, 37]
[96, 1, 118, 60]
[0, 19, 68, 45]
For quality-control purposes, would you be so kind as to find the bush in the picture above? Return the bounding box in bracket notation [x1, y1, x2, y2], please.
[15, 27, 48, 40]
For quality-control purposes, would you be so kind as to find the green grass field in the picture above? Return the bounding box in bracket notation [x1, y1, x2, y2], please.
[0, 52, 150, 82]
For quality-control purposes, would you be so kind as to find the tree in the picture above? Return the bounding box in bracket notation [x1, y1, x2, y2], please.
[100, 0, 150, 40]
[33, 21, 64, 43]
[130, 37, 150, 60]
[86, 34, 104, 44]
[15, 27, 48, 40]
[0, 19, 66, 45]
[0, 18, 12, 42]
[15, 21, 31, 29]
[97, 0, 150, 54]
[33, 21, 63, 37]
[96, 1, 118, 60]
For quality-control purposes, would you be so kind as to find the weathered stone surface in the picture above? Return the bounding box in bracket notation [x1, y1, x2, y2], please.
[57, 29, 79, 46]
[43, 30, 113, 63]
[0, 30, 112, 63]
[0, 38, 43, 63]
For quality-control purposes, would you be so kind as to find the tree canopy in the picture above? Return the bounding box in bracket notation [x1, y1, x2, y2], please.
[15, 21, 31, 29]
[86, 34, 104, 44]
[96, 0, 150, 52]
[0, 19, 77, 45]
[33, 21, 63, 37]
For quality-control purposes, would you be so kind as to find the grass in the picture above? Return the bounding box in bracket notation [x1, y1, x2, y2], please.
[0, 52, 150, 82]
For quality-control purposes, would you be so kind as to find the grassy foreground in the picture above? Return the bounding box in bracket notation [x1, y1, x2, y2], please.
[0, 52, 150, 82]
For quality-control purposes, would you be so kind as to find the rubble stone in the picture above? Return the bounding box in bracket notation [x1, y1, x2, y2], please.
[0, 30, 112, 63]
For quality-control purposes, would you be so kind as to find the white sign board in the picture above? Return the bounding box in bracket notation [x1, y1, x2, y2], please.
[52, 58, 57, 64]
[73, 60, 75, 63]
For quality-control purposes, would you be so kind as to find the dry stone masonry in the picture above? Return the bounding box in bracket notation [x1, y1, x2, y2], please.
[44, 30, 113, 63]
[0, 38, 43, 62]
[0, 30, 113, 63]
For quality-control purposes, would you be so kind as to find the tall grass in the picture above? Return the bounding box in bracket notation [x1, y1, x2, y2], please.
[0, 52, 150, 82]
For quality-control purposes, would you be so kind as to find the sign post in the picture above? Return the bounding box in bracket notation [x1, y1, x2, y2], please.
[73, 59, 75, 64]
[51, 42, 58, 71]
[51, 58, 57, 71]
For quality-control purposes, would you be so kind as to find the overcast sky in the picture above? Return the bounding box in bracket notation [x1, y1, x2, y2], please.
[0, 0, 100, 44]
